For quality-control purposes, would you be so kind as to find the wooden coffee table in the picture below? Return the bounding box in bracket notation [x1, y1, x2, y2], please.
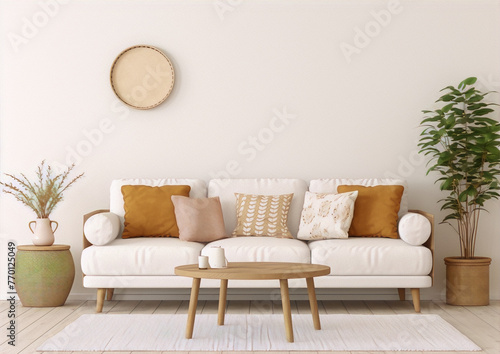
[175, 262, 330, 342]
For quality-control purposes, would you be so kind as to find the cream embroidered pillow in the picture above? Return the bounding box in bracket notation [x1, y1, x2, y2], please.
[297, 191, 358, 240]
[232, 193, 294, 238]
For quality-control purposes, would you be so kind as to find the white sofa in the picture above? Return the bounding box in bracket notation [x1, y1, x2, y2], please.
[81, 178, 434, 313]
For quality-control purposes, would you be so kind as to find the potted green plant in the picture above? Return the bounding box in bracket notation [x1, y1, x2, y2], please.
[418, 77, 500, 305]
[0, 161, 84, 246]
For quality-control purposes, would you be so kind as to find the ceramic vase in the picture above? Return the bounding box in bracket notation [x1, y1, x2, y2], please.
[29, 218, 58, 246]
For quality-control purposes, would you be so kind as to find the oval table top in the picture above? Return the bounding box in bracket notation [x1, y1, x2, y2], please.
[175, 262, 330, 280]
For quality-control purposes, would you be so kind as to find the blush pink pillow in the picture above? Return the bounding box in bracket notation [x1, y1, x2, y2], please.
[171, 196, 227, 242]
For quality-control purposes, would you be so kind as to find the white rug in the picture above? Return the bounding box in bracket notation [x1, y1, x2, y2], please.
[38, 314, 480, 352]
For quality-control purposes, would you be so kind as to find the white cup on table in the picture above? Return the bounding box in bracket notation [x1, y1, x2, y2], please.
[198, 255, 209, 269]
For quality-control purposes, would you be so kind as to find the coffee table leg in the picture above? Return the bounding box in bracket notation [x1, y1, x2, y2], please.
[186, 277, 201, 339]
[279, 278, 294, 342]
[218, 279, 228, 325]
[306, 277, 321, 330]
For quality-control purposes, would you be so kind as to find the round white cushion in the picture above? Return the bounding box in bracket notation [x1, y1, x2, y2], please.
[84, 212, 121, 246]
[398, 213, 431, 246]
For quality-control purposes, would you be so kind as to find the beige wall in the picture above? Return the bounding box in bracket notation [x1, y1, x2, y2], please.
[1, 0, 499, 300]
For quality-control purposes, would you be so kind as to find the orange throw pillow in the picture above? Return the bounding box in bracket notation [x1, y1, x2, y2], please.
[121, 185, 191, 238]
[337, 185, 404, 238]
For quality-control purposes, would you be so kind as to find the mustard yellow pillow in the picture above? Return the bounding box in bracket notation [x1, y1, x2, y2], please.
[337, 185, 404, 238]
[232, 193, 294, 238]
[121, 185, 191, 238]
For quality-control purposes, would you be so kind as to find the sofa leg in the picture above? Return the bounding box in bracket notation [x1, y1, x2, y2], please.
[106, 288, 114, 301]
[397, 288, 406, 301]
[96, 288, 106, 313]
[411, 288, 421, 313]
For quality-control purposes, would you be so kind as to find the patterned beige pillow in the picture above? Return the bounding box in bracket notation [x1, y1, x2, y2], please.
[297, 191, 358, 240]
[232, 193, 294, 238]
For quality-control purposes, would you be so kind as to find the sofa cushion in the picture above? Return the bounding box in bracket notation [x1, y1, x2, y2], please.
[171, 196, 227, 242]
[122, 185, 191, 238]
[81, 238, 204, 276]
[398, 212, 432, 246]
[203, 236, 310, 263]
[337, 185, 404, 238]
[297, 191, 358, 240]
[232, 193, 294, 238]
[309, 237, 432, 276]
[208, 178, 308, 238]
[84, 212, 121, 245]
[309, 178, 409, 218]
[110, 178, 207, 236]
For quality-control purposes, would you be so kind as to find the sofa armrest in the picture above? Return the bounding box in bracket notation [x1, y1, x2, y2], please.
[83, 209, 110, 249]
[408, 209, 434, 285]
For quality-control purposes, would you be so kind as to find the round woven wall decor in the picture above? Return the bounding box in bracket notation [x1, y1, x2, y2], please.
[110, 45, 175, 110]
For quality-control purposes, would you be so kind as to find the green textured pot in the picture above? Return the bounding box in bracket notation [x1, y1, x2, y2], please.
[15, 245, 75, 307]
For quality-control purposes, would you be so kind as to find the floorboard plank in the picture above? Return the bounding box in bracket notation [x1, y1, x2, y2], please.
[386, 299, 417, 313]
[272, 300, 283, 314]
[435, 301, 499, 354]
[488, 300, 500, 314]
[154, 300, 182, 314]
[0, 302, 85, 354]
[176, 299, 206, 314]
[107, 300, 140, 314]
[0, 300, 31, 321]
[249, 300, 273, 314]
[175, 300, 190, 314]
[296, 299, 315, 315]
[364, 300, 396, 314]
[424, 352, 482, 354]
[10, 307, 55, 333]
[1, 306, 57, 349]
[58, 300, 87, 310]
[317, 300, 327, 314]
[343, 300, 370, 314]
[201, 300, 219, 314]
[465, 305, 500, 331]
[0, 300, 9, 313]
[130, 300, 161, 314]
[322, 300, 348, 314]
[0, 306, 38, 334]
[98, 299, 120, 313]
[17, 301, 95, 354]
[226, 300, 250, 314]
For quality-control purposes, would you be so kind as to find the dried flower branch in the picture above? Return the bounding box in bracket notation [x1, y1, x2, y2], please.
[0, 161, 84, 218]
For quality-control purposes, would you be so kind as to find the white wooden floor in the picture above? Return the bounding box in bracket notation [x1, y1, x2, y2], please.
[1, 299, 499, 354]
